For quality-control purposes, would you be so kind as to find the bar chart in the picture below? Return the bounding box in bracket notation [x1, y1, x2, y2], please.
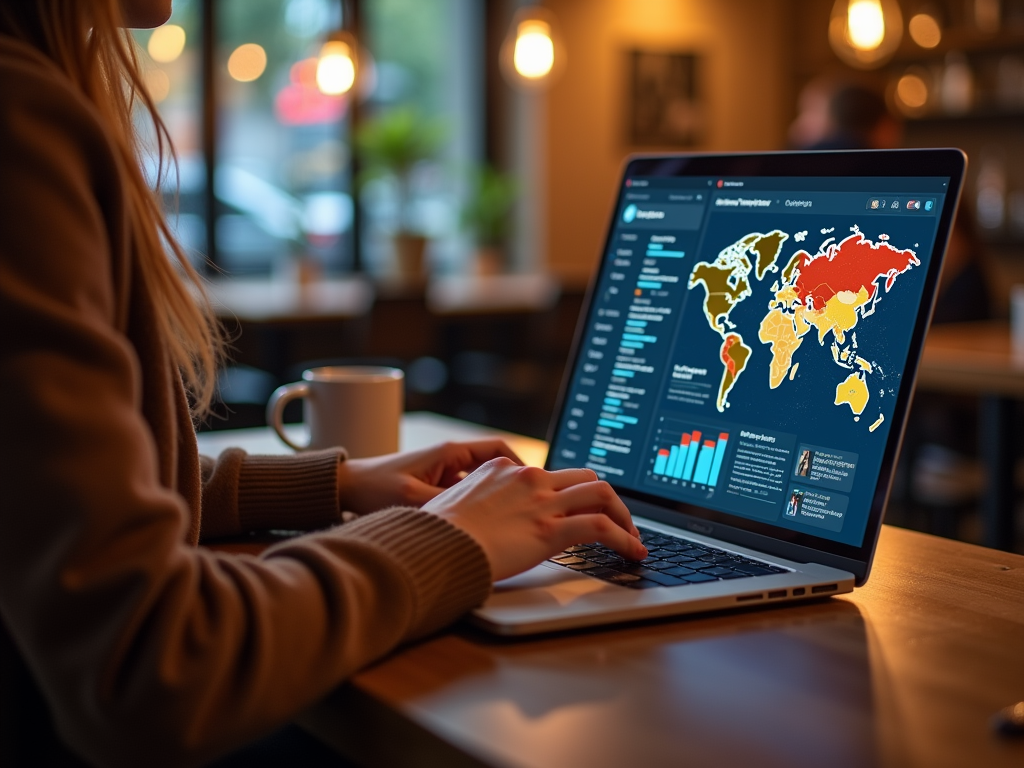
[651, 421, 730, 489]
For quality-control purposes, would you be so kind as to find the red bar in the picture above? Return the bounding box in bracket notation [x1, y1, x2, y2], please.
[680, 434, 691, 446]
[704, 440, 716, 449]
[691, 430, 702, 447]
[719, 432, 729, 441]
[658, 449, 670, 456]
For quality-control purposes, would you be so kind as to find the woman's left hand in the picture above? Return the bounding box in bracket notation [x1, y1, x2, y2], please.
[336, 440, 524, 516]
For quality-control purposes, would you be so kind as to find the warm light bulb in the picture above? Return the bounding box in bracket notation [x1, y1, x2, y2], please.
[316, 41, 356, 95]
[227, 43, 267, 83]
[909, 13, 942, 48]
[847, 0, 885, 51]
[148, 24, 186, 63]
[829, 0, 902, 68]
[513, 21, 554, 80]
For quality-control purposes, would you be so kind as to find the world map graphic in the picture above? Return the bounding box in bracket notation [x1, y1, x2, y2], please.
[688, 226, 919, 430]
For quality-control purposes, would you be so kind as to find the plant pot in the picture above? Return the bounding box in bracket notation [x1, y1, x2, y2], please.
[474, 246, 505, 276]
[394, 233, 428, 280]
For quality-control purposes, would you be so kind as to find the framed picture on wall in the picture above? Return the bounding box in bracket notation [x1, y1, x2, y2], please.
[626, 49, 703, 147]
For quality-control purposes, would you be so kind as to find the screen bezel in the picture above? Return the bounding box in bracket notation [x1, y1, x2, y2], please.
[545, 149, 967, 584]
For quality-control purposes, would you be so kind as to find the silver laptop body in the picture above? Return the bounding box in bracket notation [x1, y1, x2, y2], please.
[473, 149, 966, 635]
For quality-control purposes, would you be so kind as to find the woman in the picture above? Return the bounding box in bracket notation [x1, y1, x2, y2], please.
[0, 1, 647, 765]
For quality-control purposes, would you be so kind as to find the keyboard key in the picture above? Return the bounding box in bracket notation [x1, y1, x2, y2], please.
[663, 566, 697, 577]
[731, 564, 774, 576]
[645, 561, 679, 571]
[665, 555, 698, 565]
[699, 567, 738, 577]
[682, 573, 719, 583]
[551, 555, 586, 565]
[720, 572, 751, 579]
[603, 571, 642, 585]
[566, 561, 603, 571]
[565, 545, 592, 554]
[622, 578, 664, 590]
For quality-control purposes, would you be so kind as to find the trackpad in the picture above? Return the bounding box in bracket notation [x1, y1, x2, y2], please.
[488, 563, 614, 608]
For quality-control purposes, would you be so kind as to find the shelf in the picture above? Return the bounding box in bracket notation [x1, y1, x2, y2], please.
[906, 108, 1024, 125]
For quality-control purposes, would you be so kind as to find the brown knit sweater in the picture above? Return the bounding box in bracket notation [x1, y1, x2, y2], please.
[0, 36, 491, 768]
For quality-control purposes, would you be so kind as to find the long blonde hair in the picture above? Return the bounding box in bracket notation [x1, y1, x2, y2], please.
[0, 0, 222, 415]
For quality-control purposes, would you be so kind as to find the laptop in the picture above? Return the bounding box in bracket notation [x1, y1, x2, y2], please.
[472, 149, 966, 635]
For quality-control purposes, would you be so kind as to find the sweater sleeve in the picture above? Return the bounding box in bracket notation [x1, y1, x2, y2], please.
[198, 449, 346, 538]
[0, 41, 492, 768]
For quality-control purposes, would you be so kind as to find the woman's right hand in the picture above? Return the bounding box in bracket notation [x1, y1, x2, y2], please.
[422, 458, 647, 582]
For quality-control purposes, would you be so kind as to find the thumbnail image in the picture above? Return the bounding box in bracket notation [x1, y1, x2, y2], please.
[784, 489, 805, 518]
[796, 449, 814, 477]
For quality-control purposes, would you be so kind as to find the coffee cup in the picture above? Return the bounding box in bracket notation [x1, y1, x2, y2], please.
[267, 366, 404, 457]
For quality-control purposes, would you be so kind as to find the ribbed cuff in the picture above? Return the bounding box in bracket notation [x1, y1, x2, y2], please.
[336, 507, 492, 639]
[237, 450, 344, 532]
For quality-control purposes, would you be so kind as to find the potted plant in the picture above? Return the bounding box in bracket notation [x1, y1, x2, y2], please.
[355, 108, 444, 279]
[461, 164, 518, 275]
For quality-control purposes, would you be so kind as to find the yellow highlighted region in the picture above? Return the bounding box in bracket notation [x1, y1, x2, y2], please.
[869, 413, 885, 432]
[835, 373, 870, 415]
[855, 357, 873, 372]
[789, 362, 799, 380]
[806, 287, 871, 345]
[758, 308, 805, 388]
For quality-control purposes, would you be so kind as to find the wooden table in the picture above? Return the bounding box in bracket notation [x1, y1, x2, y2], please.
[918, 322, 1024, 550]
[199, 415, 1024, 768]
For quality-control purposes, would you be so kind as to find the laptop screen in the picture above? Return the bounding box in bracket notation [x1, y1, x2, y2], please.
[548, 157, 957, 558]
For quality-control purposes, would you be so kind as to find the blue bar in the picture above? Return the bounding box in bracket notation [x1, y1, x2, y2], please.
[623, 334, 658, 343]
[671, 444, 689, 479]
[637, 281, 663, 289]
[604, 397, 622, 405]
[611, 369, 634, 377]
[654, 451, 669, 475]
[598, 419, 624, 429]
[693, 444, 715, 485]
[620, 341, 644, 349]
[665, 445, 680, 477]
[645, 250, 685, 258]
[708, 435, 729, 488]
[626, 320, 647, 328]
[682, 439, 700, 481]
[615, 415, 638, 424]
[590, 447, 608, 457]
[647, 243, 664, 250]
[602, 406, 621, 413]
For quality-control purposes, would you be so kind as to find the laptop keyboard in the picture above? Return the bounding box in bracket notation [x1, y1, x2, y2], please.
[548, 526, 789, 589]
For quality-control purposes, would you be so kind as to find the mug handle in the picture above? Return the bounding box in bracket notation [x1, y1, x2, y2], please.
[266, 382, 311, 451]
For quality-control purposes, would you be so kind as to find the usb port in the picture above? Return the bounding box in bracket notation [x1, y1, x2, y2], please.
[811, 583, 837, 594]
[767, 590, 786, 599]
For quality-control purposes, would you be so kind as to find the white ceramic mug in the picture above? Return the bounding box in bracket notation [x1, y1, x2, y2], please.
[267, 366, 404, 457]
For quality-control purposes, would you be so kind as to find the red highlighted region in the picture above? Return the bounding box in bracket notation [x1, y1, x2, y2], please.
[721, 334, 742, 375]
[793, 232, 919, 310]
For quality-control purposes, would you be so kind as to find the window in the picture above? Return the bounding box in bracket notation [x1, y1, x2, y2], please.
[136, 0, 482, 277]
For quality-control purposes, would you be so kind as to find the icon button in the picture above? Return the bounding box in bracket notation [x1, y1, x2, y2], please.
[867, 198, 881, 210]
[924, 199, 935, 211]
[890, 200, 899, 209]
[906, 200, 921, 210]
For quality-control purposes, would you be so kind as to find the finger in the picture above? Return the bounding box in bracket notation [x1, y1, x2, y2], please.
[545, 467, 600, 491]
[552, 514, 648, 561]
[438, 440, 523, 486]
[552, 481, 640, 537]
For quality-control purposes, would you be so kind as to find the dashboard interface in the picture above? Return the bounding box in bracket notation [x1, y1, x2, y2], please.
[548, 173, 951, 549]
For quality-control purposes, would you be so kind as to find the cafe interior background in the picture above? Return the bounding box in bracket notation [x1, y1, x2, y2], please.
[137, 0, 1024, 553]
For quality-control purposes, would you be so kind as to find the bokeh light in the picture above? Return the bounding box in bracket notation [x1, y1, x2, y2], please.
[147, 24, 186, 64]
[909, 13, 942, 48]
[227, 43, 268, 83]
[513, 21, 555, 79]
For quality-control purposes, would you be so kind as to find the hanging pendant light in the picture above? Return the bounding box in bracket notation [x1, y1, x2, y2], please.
[501, 6, 565, 89]
[829, 0, 904, 69]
